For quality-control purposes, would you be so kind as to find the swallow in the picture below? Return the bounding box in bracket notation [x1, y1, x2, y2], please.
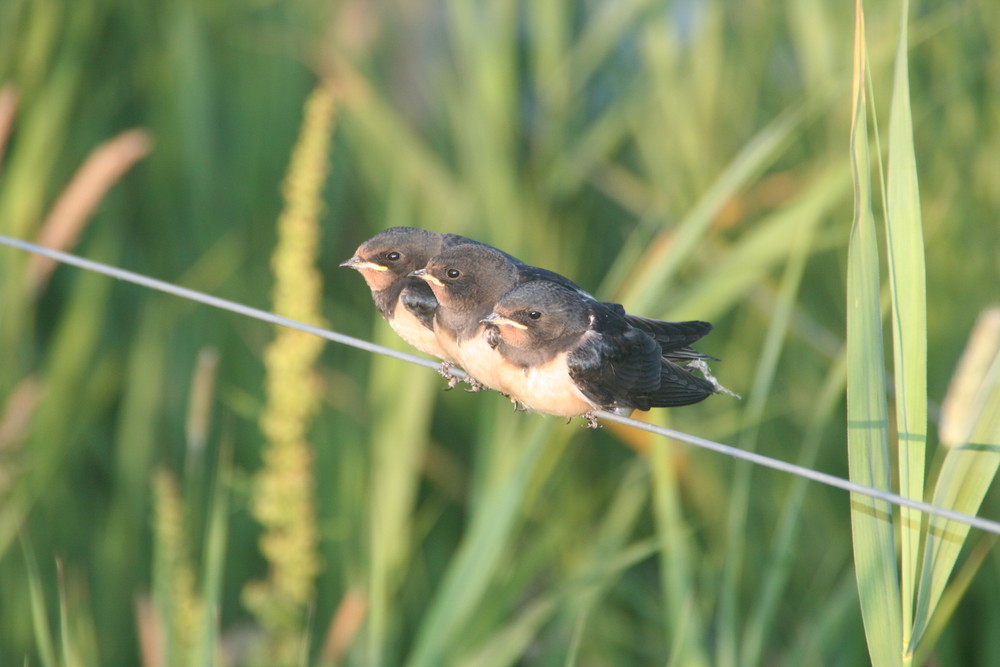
[409, 243, 523, 392]
[340, 227, 484, 384]
[480, 280, 723, 427]
[411, 243, 720, 405]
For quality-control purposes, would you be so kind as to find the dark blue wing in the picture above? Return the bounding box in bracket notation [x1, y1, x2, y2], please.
[567, 303, 662, 410]
[621, 316, 717, 361]
[644, 359, 717, 407]
[568, 302, 716, 410]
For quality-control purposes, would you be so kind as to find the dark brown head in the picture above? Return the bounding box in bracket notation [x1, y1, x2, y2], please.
[411, 244, 519, 314]
[340, 227, 445, 292]
[482, 280, 592, 349]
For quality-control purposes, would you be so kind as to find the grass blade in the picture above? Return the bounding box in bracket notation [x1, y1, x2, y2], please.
[618, 105, 804, 315]
[669, 166, 849, 321]
[650, 434, 710, 667]
[405, 424, 549, 667]
[884, 0, 927, 646]
[909, 310, 1000, 655]
[913, 536, 997, 666]
[22, 536, 57, 667]
[366, 346, 437, 664]
[717, 176, 825, 667]
[193, 437, 232, 667]
[846, 3, 902, 665]
[742, 353, 849, 667]
[454, 597, 557, 667]
[56, 560, 85, 667]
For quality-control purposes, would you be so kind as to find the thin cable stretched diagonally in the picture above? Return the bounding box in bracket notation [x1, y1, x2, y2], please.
[3, 233, 999, 536]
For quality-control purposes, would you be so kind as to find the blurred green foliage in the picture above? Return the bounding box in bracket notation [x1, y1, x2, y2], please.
[1, 0, 998, 665]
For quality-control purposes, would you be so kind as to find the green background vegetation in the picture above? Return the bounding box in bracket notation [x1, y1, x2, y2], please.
[1, 0, 998, 665]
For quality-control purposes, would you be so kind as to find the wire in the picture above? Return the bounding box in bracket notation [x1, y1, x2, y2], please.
[0, 235, 442, 372]
[3, 233, 999, 536]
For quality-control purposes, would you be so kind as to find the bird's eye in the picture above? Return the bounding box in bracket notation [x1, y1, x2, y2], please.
[446, 268, 461, 279]
[386, 251, 401, 261]
[528, 311, 542, 320]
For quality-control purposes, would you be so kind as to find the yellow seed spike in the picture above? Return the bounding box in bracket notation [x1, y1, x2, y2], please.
[244, 83, 337, 665]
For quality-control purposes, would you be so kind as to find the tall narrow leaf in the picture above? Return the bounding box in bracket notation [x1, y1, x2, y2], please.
[846, 3, 902, 666]
[908, 310, 1000, 655]
[23, 537, 58, 667]
[884, 0, 927, 645]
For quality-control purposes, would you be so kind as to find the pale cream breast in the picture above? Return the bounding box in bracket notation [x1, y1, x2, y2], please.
[455, 330, 506, 391]
[432, 319, 465, 367]
[390, 306, 452, 360]
[491, 351, 597, 417]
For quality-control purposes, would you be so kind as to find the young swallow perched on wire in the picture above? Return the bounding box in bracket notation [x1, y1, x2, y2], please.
[340, 227, 486, 386]
[481, 280, 723, 427]
[411, 243, 577, 392]
[411, 243, 723, 407]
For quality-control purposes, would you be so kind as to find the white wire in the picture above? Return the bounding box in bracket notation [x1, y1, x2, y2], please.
[3, 233, 999, 536]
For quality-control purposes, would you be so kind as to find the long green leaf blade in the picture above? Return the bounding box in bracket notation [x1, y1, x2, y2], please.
[884, 0, 927, 645]
[22, 537, 58, 667]
[909, 310, 1000, 655]
[846, 4, 902, 666]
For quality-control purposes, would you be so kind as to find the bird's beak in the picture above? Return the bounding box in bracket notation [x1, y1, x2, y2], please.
[410, 268, 444, 287]
[340, 256, 388, 272]
[481, 312, 528, 330]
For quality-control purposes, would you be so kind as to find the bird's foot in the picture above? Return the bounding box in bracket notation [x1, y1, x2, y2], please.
[582, 413, 601, 429]
[511, 397, 528, 412]
[438, 362, 460, 391]
[685, 359, 741, 399]
[464, 378, 488, 393]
